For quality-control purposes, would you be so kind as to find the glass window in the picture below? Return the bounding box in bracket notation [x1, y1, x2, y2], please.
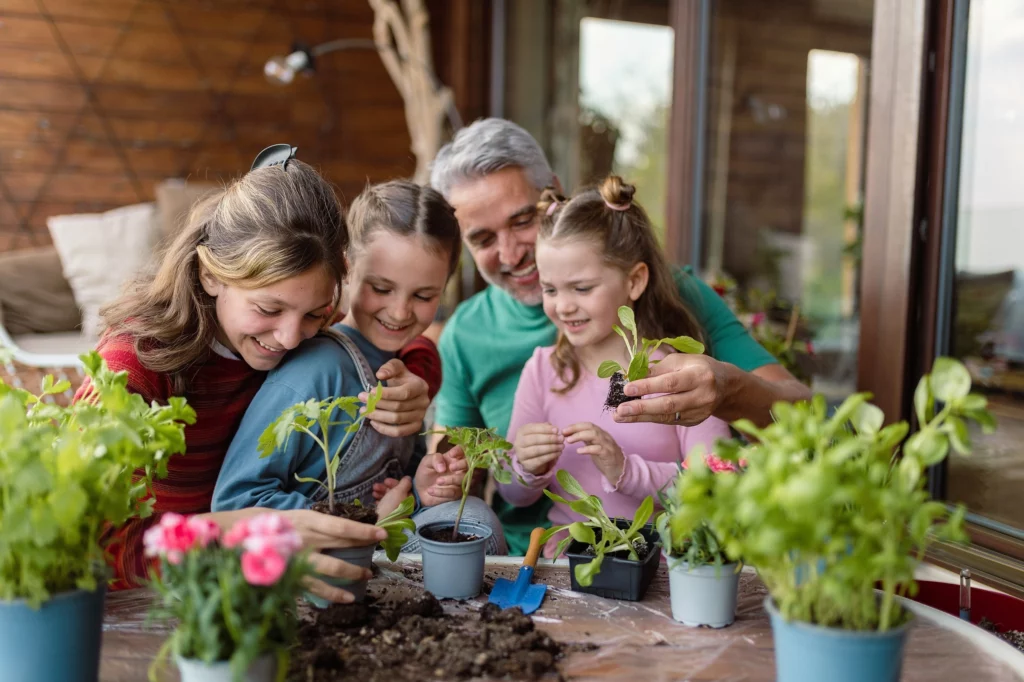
[700, 1, 873, 400]
[944, 0, 1024, 534]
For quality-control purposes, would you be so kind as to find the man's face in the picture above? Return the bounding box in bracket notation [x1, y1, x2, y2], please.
[447, 167, 543, 305]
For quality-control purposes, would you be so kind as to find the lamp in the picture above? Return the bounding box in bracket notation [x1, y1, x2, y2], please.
[263, 0, 461, 184]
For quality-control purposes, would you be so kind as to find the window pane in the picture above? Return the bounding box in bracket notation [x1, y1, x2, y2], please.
[946, 0, 1024, 532]
[701, 1, 873, 403]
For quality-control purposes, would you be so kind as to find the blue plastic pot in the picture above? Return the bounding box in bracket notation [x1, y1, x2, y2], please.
[765, 597, 912, 682]
[0, 587, 106, 682]
[418, 521, 492, 599]
[305, 543, 376, 609]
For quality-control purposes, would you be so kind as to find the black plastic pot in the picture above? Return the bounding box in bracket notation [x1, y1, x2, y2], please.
[565, 520, 661, 601]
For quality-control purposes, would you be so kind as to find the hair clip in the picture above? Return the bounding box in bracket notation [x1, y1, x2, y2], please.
[545, 201, 560, 217]
[604, 200, 631, 212]
[251, 144, 298, 172]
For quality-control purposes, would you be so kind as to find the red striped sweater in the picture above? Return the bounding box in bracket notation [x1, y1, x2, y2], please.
[79, 333, 442, 589]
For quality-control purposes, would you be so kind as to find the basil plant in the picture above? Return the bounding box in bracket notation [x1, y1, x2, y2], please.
[667, 357, 994, 632]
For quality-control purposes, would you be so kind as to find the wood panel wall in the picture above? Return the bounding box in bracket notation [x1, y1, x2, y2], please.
[0, 0, 422, 252]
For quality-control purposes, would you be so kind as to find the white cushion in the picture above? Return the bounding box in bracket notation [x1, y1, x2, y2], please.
[47, 203, 159, 339]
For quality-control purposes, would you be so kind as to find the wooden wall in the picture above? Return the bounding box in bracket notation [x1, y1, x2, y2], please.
[0, 0, 422, 253]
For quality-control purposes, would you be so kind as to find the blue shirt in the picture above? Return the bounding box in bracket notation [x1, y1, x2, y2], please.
[211, 324, 394, 511]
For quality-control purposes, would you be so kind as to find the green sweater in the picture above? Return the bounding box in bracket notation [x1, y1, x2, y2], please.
[435, 266, 776, 554]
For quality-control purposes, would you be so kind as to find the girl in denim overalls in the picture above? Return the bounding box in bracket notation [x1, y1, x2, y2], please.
[212, 180, 506, 554]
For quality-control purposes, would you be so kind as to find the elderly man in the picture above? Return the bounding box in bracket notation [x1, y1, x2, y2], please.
[429, 118, 811, 554]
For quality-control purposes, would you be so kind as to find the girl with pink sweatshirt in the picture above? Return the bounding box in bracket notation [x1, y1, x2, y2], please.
[497, 175, 732, 558]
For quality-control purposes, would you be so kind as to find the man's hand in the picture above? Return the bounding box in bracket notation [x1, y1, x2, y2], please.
[563, 422, 624, 485]
[513, 422, 564, 476]
[612, 353, 727, 426]
[359, 358, 430, 437]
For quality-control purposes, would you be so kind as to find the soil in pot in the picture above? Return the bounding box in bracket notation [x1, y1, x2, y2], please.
[604, 372, 638, 410]
[310, 500, 378, 524]
[582, 534, 651, 561]
[979, 617, 1024, 653]
[417, 525, 482, 544]
[291, 588, 586, 681]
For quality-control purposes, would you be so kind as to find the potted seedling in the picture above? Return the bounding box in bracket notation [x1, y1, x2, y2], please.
[657, 456, 742, 628]
[258, 388, 415, 603]
[669, 357, 995, 682]
[417, 426, 516, 599]
[0, 352, 195, 682]
[597, 305, 705, 408]
[147, 513, 312, 682]
[539, 470, 660, 601]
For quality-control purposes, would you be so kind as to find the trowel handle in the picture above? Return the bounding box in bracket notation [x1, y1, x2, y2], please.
[524, 527, 545, 569]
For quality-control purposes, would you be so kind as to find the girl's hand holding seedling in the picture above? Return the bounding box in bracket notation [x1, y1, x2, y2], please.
[513, 422, 565, 476]
[563, 422, 625, 486]
[357, 358, 431, 438]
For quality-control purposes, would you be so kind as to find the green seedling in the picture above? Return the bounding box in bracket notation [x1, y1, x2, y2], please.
[431, 426, 518, 540]
[539, 469, 655, 587]
[596, 305, 705, 382]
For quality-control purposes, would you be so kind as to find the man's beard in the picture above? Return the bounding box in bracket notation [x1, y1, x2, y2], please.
[478, 252, 543, 306]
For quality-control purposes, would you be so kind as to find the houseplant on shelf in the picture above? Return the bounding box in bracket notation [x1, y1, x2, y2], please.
[539, 469, 660, 601]
[146, 512, 311, 682]
[668, 357, 995, 682]
[0, 351, 195, 682]
[417, 426, 517, 599]
[656, 454, 742, 627]
[258, 389, 415, 603]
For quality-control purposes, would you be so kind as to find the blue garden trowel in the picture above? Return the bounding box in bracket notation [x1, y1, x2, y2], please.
[488, 527, 548, 615]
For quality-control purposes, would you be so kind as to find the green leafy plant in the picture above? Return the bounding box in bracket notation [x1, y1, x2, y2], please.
[432, 426, 518, 539]
[596, 305, 705, 381]
[538, 469, 655, 586]
[258, 387, 384, 516]
[374, 495, 416, 561]
[147, 513, 311, 682]
[656, 457, 739, 571]
[0, 352, 196, 606]
[668, 357, 995, 632]
[258, 387, 416, 556]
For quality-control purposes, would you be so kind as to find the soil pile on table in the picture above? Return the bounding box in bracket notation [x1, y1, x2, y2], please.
[290, 589, 576, 681]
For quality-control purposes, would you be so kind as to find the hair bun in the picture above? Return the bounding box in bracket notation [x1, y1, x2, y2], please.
[599, 175, 636, 210]
[538, 186, 567, 219]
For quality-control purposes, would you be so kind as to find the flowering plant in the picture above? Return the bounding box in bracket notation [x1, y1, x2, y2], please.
[146, 513, 311, 682]
[656, 451, 741, 570]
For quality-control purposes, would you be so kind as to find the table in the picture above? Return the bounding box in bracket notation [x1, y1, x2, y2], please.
[101, 555, 1024, 681]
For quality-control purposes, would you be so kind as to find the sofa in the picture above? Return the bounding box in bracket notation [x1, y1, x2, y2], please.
[0, 180, 218, 394]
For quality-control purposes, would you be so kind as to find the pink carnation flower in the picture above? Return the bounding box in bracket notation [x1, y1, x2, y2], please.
[750, 312, 766, 328]
[143, 513, 197, 565]
[683, 452, 742, 473]
[241, 546, 287, 586]
[223, 513, 302, 560]
[186, 516, 221, 548]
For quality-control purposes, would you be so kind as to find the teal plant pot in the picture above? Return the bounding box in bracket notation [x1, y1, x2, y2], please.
[176, 653, 276, 682]
[766, 597, 912, 682]
[667, 560, 740, 627]
[305, 543, 376, 609]
[0, 587, 105, 682]
[417, 521, 492, 599]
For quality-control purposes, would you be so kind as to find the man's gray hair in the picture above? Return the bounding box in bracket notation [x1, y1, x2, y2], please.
[430, 118, 555, 200]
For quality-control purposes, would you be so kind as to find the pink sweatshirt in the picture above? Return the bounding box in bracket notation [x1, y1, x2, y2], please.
[498, 346, 732, 557]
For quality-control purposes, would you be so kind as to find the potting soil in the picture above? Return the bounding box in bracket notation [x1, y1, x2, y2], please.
[310, 500, 379, 524]
[418, 526, 482, 544]
[290, 589, 575, 681]
[978, 617, 1024, 653]
[603, 372, 637, 410]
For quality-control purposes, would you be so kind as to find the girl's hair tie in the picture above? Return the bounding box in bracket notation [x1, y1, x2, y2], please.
[545, 201, 560, 217]
[604, 200, 631, 212]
